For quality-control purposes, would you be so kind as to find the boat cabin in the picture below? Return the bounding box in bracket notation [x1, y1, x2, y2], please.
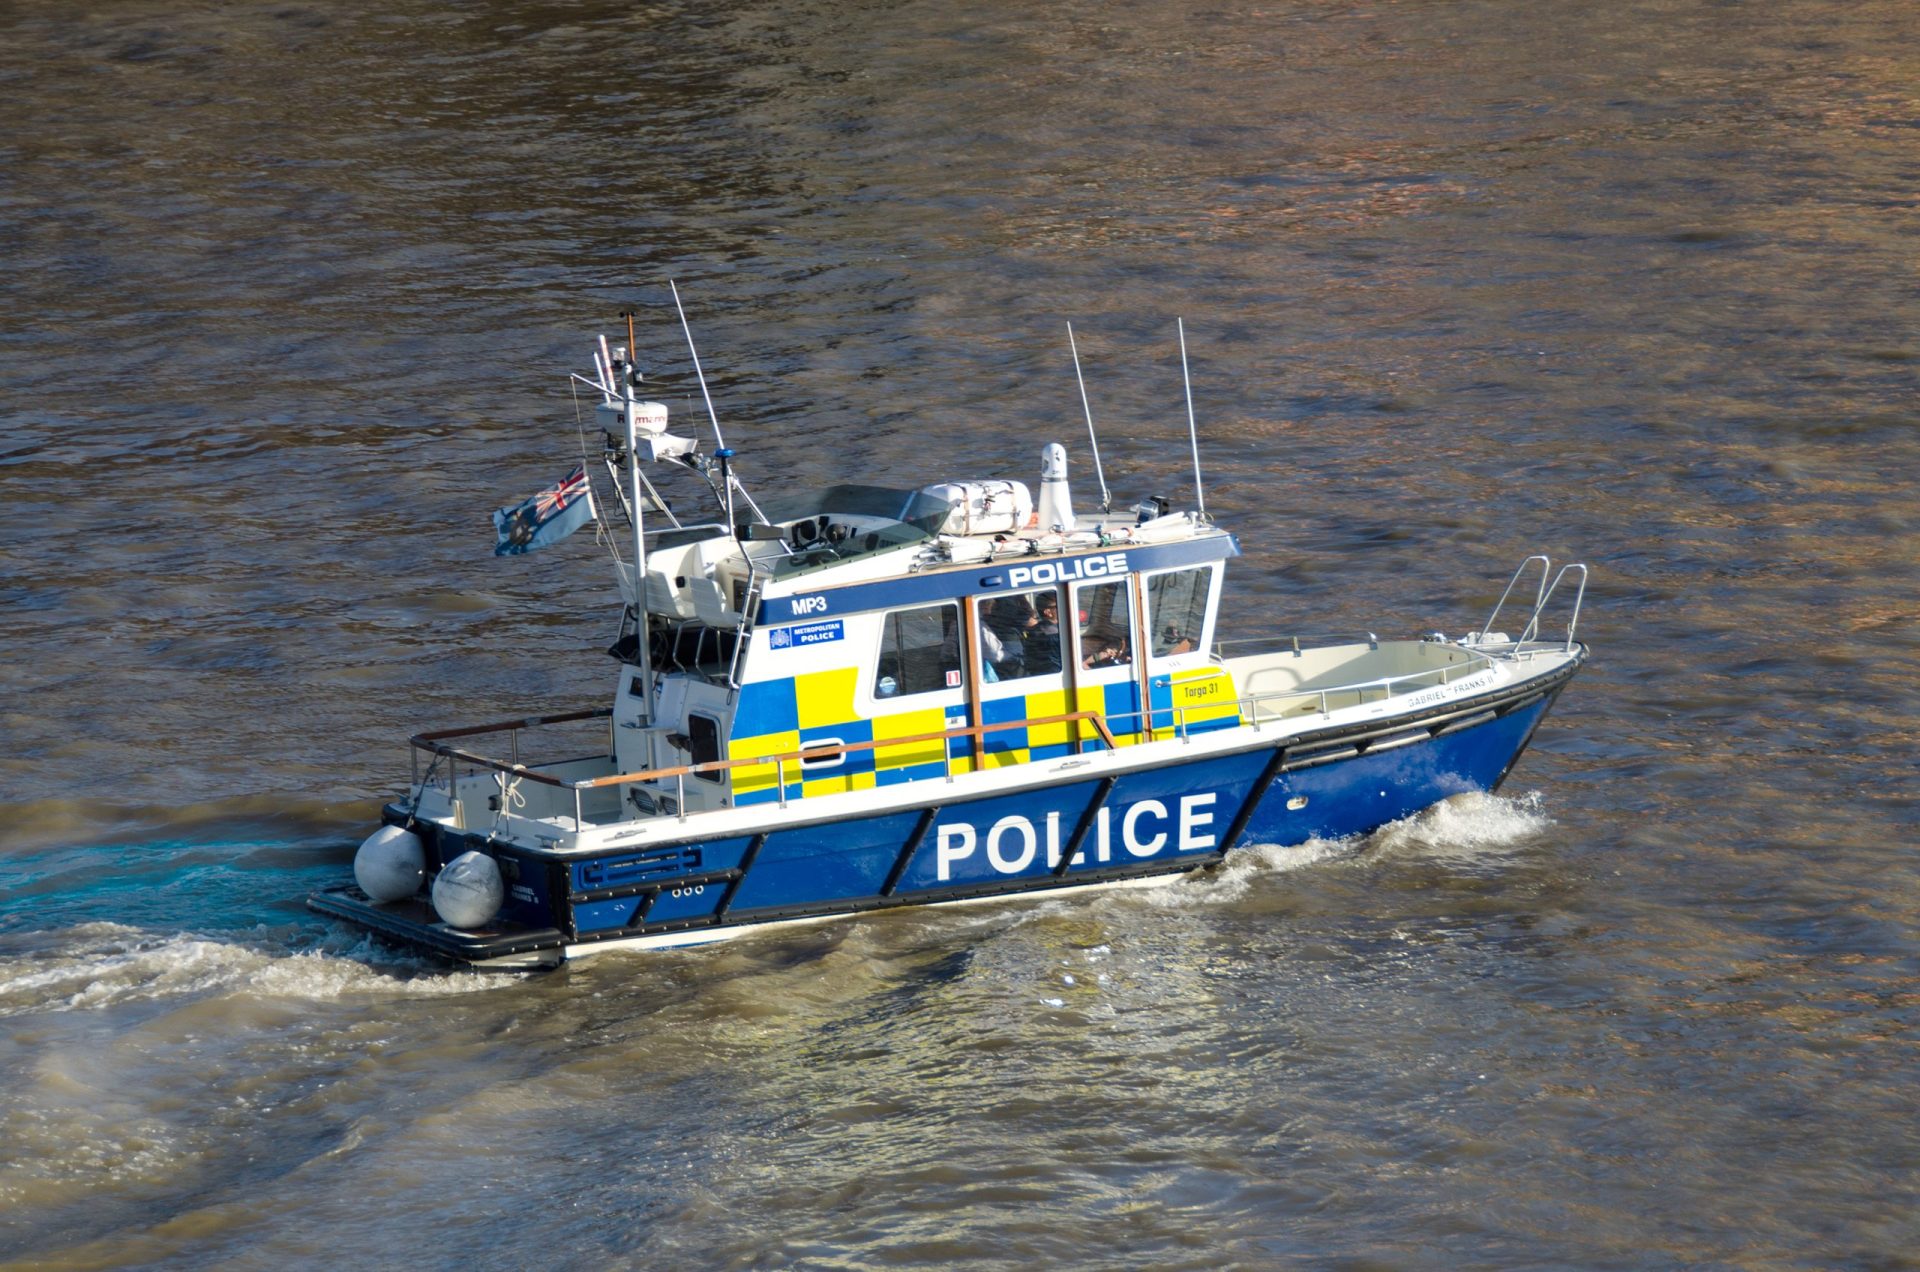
[607, 482, 1243, 815]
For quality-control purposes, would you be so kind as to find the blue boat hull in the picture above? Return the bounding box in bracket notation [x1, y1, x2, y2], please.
[309, 670, 1572, 966]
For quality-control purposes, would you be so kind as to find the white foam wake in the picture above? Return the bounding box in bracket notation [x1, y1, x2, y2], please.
[1366, 789, 1553, 862]
[1139, 835, 1354, 907]
[1128, 790, 1553, 908]
[0, 922, 486, 1018]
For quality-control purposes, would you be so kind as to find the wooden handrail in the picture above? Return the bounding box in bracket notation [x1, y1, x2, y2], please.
[411, 708, 1120, 791]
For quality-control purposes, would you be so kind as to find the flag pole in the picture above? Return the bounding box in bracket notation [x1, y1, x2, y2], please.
[617, 308, 654, 727]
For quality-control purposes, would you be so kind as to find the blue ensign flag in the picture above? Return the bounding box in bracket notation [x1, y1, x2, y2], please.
[492, 465, 596, 556]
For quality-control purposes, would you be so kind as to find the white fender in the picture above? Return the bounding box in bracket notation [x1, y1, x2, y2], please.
[431, 851, 505, 930]
[354, 825, 425, 903]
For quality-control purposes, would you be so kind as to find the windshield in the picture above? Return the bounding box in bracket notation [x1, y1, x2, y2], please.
[757, 485, 952, 579]
[752, 485, 950, 533]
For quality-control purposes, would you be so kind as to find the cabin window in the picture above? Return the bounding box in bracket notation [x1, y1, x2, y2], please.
[688, 713, 724, 783]
[976, 587, 1064, 682]
[873, 602, 963, 698]
[1076, 581, 1134, 670]
[1146, 567, 1213, 657]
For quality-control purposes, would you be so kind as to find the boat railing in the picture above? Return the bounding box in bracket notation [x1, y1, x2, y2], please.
[1109, 647, 1500, 740]
[727, 564, 765, 688]
[408, 708, 1121, 831]
[409, 708, 612, 784]
[646, 620, 741, 685]
[1212, 631, 1379, 659]
[403, 639, 1524, 834]
[1476, 556, 1588, 654]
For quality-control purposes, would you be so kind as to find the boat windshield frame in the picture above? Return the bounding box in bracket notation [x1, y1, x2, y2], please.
[751, 484, 953, 580]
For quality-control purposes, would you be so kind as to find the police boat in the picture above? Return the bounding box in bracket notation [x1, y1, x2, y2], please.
[310, 314, 1589, 969]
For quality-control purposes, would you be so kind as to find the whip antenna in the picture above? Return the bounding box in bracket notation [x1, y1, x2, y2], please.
[1178, 317, 1206, 519]
[667, 280, 775, 530]
[1067, 322, 1113, 512]
[669, 279, 734, 529]
[669, 280, 727, 452]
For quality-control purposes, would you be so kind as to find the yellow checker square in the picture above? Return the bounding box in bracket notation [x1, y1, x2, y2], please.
[1171, 668, 1242, 726]
[872, 707, 949, 771]
[729, 730, 799, 797]
[1024, 688, 1071, 750]
[803, 769, 877, 799]
[1083, 685, 1142, 746]
[1071, 686, 1109, 746]
[795, 666, 860, 730]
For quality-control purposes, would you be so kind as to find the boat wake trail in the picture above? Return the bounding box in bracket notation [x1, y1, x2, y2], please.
[0, 922, 485, 1019]
[1153, 838, 1356, 907]
[1366, 789, 1553, 862]
[1142, 790, 1554, 908]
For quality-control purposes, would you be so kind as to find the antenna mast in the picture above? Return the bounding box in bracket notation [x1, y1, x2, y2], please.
[668, 279, 737, 533]
[668, 280, 773, 530]
[1067, 322, 1113, 512]
[669, 281, 726, 452]
[1178, 318, 1206, 520]
[616, 307, 654, 725]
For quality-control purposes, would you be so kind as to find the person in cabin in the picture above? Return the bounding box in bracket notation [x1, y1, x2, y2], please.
[977, 621, 1006, 683]
[1082, 634, 1130, 669]
[1023, 594, 1064, 674]
[1077, 582, 1133, 670]
[981, 596, 1032, 680]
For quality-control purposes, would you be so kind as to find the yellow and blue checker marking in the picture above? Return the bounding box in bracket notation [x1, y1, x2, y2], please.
[730, 669, 957, 804]
[727, 674, 797, 805]
[728, 666, 1238, 805]
[1148, 666, 1243, 738]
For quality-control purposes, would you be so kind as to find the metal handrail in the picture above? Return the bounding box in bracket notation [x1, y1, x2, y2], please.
[1538, 564, 1587, 652]
[1212, 631, 1378, 658]
[415, 648, 1498, 788]
[1237, 655, 1486, 720]
[410, 623, 1570, 831]
[1477, 556, 1587, 653]
[727, 563, 764, 688]
[412, 708, 610, 745]
[411, 708, 1123, 828]
[1121, 648, 1499, 742]
[579, 709, 1119, 789]
[1478, 556, 1550, 645]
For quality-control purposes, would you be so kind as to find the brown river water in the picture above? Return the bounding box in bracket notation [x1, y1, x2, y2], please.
[2, 0, 1916, 1267]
